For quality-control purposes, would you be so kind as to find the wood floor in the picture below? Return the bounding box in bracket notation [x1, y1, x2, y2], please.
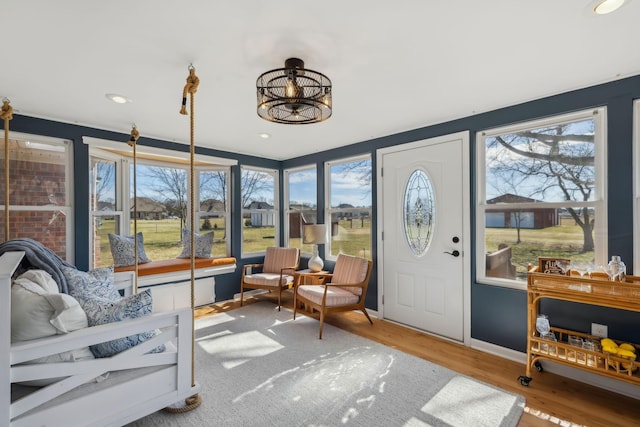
[196, 291, 640, 427]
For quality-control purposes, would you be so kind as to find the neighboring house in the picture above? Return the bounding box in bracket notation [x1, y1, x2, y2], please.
[486, 194, 557, 229]
[246, 201, 275, 227]
[130, 197, 165, 220]
[200, 199, 225, 217]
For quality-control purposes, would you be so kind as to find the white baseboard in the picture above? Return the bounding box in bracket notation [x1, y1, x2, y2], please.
[471, 338, 640, 400]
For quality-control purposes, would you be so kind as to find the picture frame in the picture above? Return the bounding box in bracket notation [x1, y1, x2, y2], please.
[538, 257, 571, 275]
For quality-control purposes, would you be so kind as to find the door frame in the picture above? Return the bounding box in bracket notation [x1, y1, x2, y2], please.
[376, 131, 472, 345]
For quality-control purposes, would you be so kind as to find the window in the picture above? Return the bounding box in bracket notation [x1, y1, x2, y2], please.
[90, 153, 124, 267]
[326, 155, 372, 260]
[87, 138, 234, 268]
[1, 133, 73, 260]
[198, 168, 230, 257]
[241, 166, 278, 256]
[477, 108, 607, 288]
[284, 166, 317, 253]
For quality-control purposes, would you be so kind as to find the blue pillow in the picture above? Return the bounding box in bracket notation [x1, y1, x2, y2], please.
[61, 266, 164, 358]
[178, 230, 213, 258]
[108, 232, 152, 267]
[64, 266, 121, 301]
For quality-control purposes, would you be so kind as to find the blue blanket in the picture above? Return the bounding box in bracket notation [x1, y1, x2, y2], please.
[0, 238, 75, 293]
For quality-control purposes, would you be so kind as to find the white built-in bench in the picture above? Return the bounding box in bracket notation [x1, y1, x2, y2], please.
[114, 257, 236, 312]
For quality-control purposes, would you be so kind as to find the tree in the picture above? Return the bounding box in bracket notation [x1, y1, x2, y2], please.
[240, 169, 273, 208]
[137, 166, 187, 231]
[486, 120, 596, 252]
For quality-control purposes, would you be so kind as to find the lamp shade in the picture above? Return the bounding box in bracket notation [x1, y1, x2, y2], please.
[303, 224, 328, 245]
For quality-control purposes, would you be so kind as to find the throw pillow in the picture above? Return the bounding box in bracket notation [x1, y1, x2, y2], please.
[64, 265, 121, 301]
[82, 289, 164, 358]
[61, 266, 164, 358]
[108, 232, 152, 267]
[11, 269, 95, 385]
[178, 230, 213, 258]
[11, 270, 89, 341]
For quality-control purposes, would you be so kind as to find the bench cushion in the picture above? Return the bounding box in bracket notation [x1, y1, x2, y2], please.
[114, 257, 237, 276]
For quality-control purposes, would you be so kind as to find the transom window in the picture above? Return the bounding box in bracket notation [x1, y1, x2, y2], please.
[476, 108, 607, 288]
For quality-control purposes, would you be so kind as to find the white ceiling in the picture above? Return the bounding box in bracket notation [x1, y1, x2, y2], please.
[2, 1, 639, 161]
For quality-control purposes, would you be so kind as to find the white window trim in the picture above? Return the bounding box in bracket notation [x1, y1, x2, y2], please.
[284, 164, 317, 254]
[476, 108, 608, 290]
[241, 165, 279, 258]
[325, 154, 372, 261]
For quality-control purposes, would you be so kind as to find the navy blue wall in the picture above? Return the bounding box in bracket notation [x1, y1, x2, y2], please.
[5, 74, 640, 352]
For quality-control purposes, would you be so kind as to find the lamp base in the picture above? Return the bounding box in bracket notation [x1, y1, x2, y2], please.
[308, 254, 324, 272]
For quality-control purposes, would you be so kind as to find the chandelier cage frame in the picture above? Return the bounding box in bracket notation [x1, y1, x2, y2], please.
[256, 58, 332, 124]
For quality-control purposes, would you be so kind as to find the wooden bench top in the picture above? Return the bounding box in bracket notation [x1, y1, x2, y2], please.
[114, 257, 237, 277]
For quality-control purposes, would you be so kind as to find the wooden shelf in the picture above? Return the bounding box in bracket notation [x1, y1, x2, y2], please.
[520, 270, 640, 387]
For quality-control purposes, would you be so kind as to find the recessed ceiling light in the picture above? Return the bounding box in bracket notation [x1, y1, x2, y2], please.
[259, 133, 271, 139]
[593, 0, 625, 14]
[105, 93, 131, 104]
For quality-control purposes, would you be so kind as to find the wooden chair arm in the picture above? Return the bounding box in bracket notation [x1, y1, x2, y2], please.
[243, 263, 264, 274]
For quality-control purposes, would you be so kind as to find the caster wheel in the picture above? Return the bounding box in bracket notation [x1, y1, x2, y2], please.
[518, 375, 532, 386]
[534, 361, 544, 372]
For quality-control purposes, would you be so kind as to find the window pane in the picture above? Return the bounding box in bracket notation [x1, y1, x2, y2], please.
[485, 118, 595, 203]
[287, 167, 317, 252]
[485, 206, 596, 280]
[403, 169, 434, 256]
[480, 110, 604, 285]
[0, 136, 70, 259]
[242, 168, 276, 254]
[93, 214, 121, 267]
[91, 158, 117, 211]
[328, 158, 372, 259]
[200, 170, 228, 257]
[131, 164, 187, 260]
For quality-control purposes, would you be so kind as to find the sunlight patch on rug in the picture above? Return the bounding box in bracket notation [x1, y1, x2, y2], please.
[418, 376, 521, 427]
[197, 330, 283, 369]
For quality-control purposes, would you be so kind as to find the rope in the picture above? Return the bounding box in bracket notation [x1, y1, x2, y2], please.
[127, 126, 140, 293]
[165, 64, 201, 414]
[2, 99, 13, 241]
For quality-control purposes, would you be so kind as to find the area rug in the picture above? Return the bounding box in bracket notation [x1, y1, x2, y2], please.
[129, 302, 525, 426]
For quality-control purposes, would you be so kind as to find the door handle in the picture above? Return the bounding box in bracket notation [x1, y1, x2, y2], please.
[444, 250, 460, 257]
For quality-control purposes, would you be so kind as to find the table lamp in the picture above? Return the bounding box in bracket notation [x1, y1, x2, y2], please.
[303, 224, 328, 272]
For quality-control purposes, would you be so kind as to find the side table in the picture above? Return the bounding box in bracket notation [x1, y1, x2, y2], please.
[293, 269, 330, 286]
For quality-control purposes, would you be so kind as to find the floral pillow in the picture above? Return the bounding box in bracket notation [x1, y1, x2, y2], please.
[178, 230, 213, 258]
[108, 232, 152, 267]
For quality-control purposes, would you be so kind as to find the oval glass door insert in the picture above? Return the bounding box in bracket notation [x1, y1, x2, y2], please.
[403, 169, 434, 256]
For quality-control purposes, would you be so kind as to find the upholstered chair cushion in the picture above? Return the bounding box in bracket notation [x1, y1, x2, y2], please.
[243, 272, 295, 288]
[331, 254, 370, 296]
[263, 246, 300, 273]
[297, 284, 360, 306]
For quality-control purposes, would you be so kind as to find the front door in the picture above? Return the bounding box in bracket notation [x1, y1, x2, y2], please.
[377, 132, 469, 341]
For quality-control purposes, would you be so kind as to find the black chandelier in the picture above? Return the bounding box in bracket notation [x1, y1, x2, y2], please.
[256, 58, 332, 124]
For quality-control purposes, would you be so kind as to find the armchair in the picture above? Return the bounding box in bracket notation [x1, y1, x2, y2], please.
[240, 247, 300, 310]
[293, 253, 373, 338]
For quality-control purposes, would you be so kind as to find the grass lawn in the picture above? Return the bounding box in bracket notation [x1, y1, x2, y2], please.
[486, 223, 594, 279]
[95, 217, 592, 279]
